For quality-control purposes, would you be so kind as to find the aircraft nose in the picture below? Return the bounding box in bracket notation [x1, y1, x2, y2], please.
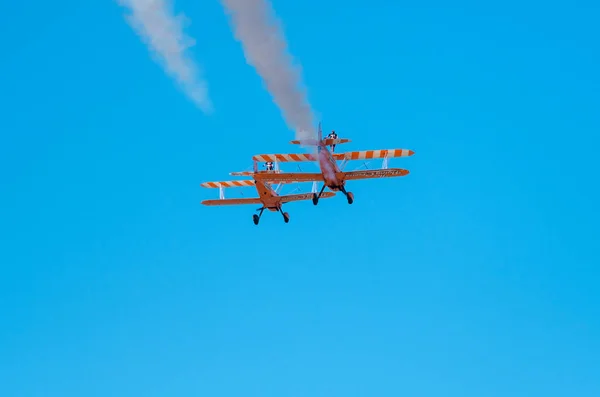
[408, 150, 415, 156]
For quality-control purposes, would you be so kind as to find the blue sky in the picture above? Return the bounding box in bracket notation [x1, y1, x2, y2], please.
[1, 1, 599, 396]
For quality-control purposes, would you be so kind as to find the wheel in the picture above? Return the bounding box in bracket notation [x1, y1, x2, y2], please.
[347, 192, 354, 204]
[253, 214, 259, 225]
[312, 193, 318, 205]
[283, 212, 290, 223]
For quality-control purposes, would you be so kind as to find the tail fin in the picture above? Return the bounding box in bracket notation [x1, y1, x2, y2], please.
[318, 121, 322, 141]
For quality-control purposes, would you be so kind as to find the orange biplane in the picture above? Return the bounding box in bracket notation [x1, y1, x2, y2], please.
[249, 123, 415, 205]
[200, 166, 335, 225]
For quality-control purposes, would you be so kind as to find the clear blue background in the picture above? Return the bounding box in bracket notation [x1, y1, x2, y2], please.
[1, 1, 599, 396]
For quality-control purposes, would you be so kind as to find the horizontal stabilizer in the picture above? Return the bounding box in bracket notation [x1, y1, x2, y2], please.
[289, 138, 351, 145]
[200, 180, 255, 188]
[343, 168, 410, 180]
[229, 170, 285, 176]
[201, 197, 263, 206]
[322, 138, 351, 146]
[289, 138, 319, 146]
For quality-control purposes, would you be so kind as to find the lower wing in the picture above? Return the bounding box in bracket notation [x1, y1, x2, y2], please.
[201, 198, 263, 206]
[343, 168, 410, 180]
[254, 172, 324, 183]
[280, 192, 335, 203]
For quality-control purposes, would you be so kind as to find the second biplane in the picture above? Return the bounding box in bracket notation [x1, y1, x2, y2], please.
[248, 123, 415, 205]
[200, 164, 335, 225]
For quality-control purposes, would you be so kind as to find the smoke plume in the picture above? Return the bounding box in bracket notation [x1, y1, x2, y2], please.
[220, 0, 316, 140]
[118, 0, 212, 112]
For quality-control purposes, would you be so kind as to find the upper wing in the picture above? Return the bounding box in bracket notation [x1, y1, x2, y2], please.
[251, 149, 415, 163]
[201, 198, 262, 206]
[279, 191, 335, 203]
[343, 168, 409, 180]
[200, 180, 255, 188]
[254, 172, 324, 183]
[252, 153, 316, 162]
[334, 149, 414, 160]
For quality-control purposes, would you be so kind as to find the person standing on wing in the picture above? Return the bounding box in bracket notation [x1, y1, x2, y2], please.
[326, 130, 338, 152]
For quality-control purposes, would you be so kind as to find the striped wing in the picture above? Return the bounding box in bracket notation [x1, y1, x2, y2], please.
[334, 149, 414, 160]
[343, 168, 409, 180]
[251, 149, 414, 163]
[201, 198, 262, 206]
[200, 180, 255, 188]
[254, 172, 324, 183]
[252, 153, 316, 162]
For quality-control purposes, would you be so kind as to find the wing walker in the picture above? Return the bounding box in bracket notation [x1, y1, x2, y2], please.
[200, 123, 415, 224]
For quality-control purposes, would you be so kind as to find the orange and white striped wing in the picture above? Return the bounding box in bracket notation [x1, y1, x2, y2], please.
[334, 149, 414, 161]
[252, 153, 316, 162]
[201, 198, 263, 206]
[200, 180, 255, 188]
[343, 168, 409, 180]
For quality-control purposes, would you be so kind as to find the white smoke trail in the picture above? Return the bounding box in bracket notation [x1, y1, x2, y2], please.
[118, 0, 212, 112]
[220, 0, 316, 140]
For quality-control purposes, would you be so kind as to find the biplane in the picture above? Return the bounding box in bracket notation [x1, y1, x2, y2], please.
[249, 123, 415, 205]
[200, 165, 336, 225]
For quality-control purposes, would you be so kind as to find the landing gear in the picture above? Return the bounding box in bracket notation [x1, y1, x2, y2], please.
[277, 206, 290, 223]
[339, 185, 354, 204]
[313, 184, 354, 204]
[312, 184, 327, 205]
[253, 208, 265, 225]
[252, 207, 290, 224]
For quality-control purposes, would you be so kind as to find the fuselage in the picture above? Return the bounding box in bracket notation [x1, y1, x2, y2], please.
[316, 143, 344, 190]
[253, 178, 281, 211]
